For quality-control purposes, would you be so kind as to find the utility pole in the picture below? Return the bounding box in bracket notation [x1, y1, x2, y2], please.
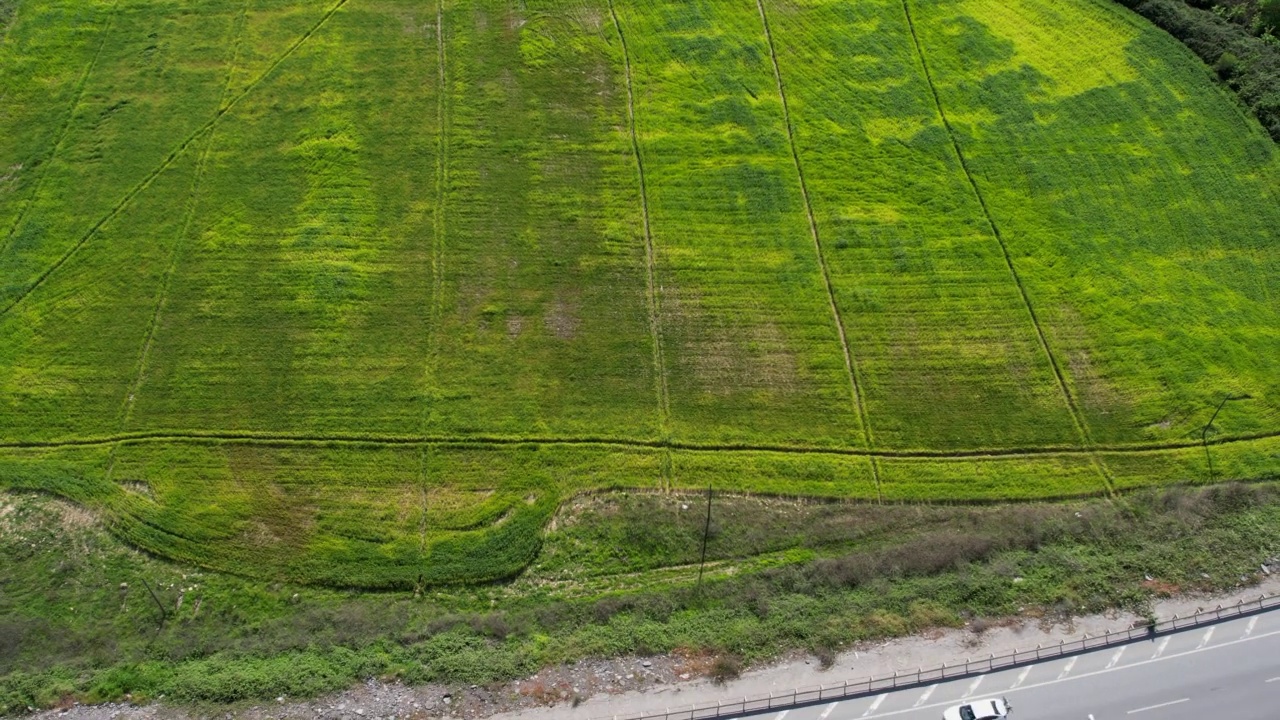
[1202, 394, 1251, 483]
[696, 483, 713, 594]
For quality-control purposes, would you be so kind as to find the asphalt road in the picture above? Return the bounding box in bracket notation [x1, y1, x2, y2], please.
[753, 608, 1280, 720]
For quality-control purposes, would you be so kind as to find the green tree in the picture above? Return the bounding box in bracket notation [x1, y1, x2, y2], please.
[1260, 0, 1280, 32]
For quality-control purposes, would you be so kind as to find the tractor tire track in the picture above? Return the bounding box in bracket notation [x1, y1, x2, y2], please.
[607, 0, 671, 437]
[118, 1, 249, 430]
[421, 0, 448, 433]
[0, 0, 352, 321]
[899, 0, 1114, 495]
[4, 426, 1277, 461]
[755, 0, 881, 500]
[1, 0, 119, 258]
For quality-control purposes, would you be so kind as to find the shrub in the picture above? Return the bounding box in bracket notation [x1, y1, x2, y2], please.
[709, 655, 743, 685]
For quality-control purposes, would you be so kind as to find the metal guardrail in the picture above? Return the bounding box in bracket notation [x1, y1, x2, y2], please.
[599, 593, 1280, 720]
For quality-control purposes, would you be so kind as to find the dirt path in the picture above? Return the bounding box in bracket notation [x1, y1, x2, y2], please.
[28, 574, 1280, 720]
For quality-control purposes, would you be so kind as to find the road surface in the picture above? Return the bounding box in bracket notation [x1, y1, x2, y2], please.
[756, 608, 1280, 720]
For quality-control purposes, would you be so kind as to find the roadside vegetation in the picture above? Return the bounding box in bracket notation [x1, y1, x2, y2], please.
[4, 483, 1280, 713]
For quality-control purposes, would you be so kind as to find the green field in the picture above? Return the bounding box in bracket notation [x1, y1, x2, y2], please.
[1, 0, 1278, 588]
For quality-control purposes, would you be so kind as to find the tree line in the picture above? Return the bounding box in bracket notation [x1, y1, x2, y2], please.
[1114, 0, 1280, 140]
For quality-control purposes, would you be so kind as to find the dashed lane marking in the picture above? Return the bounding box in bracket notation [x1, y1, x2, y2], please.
[1106, 646, 1126, 669]
[1197, 627, 1215, 650]
[1266, 677, 1280, 683]
[1151, 637, 1170, 659]
[913, 684, 938, 708]
[1011, 666, 1032, 689]
[859, 628, 1280, 720]
[1127, 698, 1189, 714]
[962, 674, 984, 698]
[1243, 617, 1258, 639]
[819, 701, 838, 719]
[861, 695, 886, 717]
[1057, 657, 1077, 680]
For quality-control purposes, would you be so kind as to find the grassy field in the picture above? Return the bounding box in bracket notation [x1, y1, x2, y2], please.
[1, 0, 1278, 591]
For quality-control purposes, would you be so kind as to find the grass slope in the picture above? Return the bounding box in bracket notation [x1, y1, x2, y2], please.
[0, 0, 1277, 587]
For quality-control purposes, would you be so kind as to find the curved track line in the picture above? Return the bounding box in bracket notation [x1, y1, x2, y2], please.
[0, 0, 352, 321]
[899, 0, 1114, 494]
[756, 0, 881, 500]
[607, 0, 672, 435]
[1, 0, 118, 258]
[3, 426, 1277, 460]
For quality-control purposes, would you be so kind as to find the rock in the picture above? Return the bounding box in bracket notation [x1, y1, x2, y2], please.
[641, 660, 652, 668]
[355, 710, 365, 716]
[1201, 573, 1211, 579]
[1263, 564, 1271, 574]
[679, 673, 690, 680]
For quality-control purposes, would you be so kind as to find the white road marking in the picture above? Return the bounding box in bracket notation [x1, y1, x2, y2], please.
[1197, 626, 1215, 649]
[1243, 616, 1258, 638]
[774, 711, 788, 720]
[1010, 666, 1032, 689]
[913, 684, 938, 707]
[1057, 656, 1077, 680]
[1266, 677, 1280, 683]
[1106, 646, 1126, 669]
[854, 627, 1280, 720]
[1151, 636, 1170, 659]
[861, 695, 886, 717]
[1127, 698, 1189, 714]
[962, 674, 984, 698]
[819, 701, 838, 719]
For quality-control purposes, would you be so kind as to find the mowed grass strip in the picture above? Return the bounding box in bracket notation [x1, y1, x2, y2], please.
[126, 0, 440, 436]
[0, 0, 115, 253]
[616, 0, 866, 449]
[0, 0, 359, 442]
[425, 0, 658, 440]
[912, 0, 1280, 445]
[0, 0, 337, 317]
[0, 148, 197, 441]
[762, 0, 1081, 451]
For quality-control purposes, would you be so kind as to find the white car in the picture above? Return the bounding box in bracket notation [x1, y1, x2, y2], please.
[943, 697, 1011, 720]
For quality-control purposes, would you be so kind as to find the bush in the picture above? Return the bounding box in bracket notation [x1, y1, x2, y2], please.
[709, 655, 743, 685]
[1216, 50, 1241, 76]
